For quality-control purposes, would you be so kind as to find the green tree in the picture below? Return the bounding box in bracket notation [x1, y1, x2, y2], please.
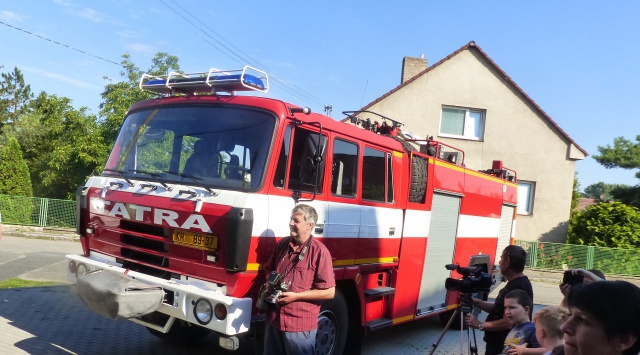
[3, 92, 109, 199]
[0, 110, 51, 169]
[100, 52, 180, 146]
[593, 135, 640, 206]
[594, 135, 640, 171]
[571, 173, 581, 210]
[609, 185, 640, 208]
[584, 182, 608, 200]
[583, 182, 627, 201]
[567, 201, 640, 249]
[0, 67, 33, 128]
[0, 137, 33, 196]
[31, 93, 108, 199]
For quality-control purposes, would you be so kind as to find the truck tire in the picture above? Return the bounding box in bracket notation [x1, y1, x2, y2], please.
[316, 289, 349, 355]
[146, 320, 211, 345]
[409, 156, 428, 203]
[384, 134, 415, 154]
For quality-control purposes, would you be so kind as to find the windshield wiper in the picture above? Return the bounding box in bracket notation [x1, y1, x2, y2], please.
[129, 169, 172, 190]
[102, 168, 134, 187]
[163, 171, 214, 194]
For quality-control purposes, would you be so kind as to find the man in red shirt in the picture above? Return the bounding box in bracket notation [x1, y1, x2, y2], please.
[263, 204, 336, 355]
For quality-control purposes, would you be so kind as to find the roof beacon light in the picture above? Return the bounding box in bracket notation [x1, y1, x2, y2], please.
[139, 65, 269, 96]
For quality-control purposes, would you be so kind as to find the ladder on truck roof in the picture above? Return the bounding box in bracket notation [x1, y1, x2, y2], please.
[139, 65, 269, 96]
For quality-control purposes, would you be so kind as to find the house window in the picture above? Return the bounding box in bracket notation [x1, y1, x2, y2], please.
[517, 181, 535, 215]
[439, 107, 484, 140]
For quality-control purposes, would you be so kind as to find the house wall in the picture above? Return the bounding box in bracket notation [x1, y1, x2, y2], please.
[365, 48, 584, 242]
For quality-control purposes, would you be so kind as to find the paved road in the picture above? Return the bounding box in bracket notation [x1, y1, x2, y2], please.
[0, 233, 568, 354]
[0, 233, 80, 282]
[8, 283, 546, 355]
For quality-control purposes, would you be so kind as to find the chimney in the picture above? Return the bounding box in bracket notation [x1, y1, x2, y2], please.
[401, 55, 428, 84]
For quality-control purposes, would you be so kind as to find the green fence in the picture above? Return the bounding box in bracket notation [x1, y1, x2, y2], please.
[0, 194, 76, 229]
[516, 240, 640, 277]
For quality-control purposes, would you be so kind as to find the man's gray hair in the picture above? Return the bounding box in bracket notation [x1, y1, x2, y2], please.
[292, 204, 318, 225]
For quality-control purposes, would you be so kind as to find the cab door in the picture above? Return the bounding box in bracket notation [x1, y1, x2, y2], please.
[356, 147, 402, 264]
[267, 124, 329, 241]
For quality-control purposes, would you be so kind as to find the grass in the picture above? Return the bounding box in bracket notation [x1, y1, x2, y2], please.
[0, 278, 63, 289]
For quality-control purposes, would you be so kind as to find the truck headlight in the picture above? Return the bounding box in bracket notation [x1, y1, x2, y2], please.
[193, 298, 213, 324]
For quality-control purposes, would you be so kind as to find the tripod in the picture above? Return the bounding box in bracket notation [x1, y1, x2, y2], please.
[429, 294, 479, 355]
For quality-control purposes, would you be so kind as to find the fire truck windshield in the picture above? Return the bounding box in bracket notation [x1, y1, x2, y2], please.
[104, 105, 276, 192]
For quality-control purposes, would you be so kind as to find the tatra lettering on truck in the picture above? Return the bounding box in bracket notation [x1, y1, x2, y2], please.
[67, 65, 517, 354]
[89, 199, 214, 233]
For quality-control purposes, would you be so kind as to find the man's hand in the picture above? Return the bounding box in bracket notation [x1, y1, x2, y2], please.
[568, 268, 604, 282]
[559, 282, 571, 296]
[464, 313, 481, 328]
[277, 287, 335, 306]
[277, 291, 297, 306]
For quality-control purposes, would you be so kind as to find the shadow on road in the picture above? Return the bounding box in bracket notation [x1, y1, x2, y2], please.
[0, 285, 256, 354]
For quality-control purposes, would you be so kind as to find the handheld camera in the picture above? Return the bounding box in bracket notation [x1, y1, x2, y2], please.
[257, 271, 290, 310]
[562, 270, 584, 286]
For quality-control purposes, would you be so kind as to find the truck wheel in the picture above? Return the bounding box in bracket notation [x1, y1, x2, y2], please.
[146, 320, 211, 345]
[409, 156, 428, 203]
[316, 289, 348, 355]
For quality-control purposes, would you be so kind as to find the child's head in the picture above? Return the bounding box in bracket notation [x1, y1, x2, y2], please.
[533, 306, 570, 344]
[504, 289, 533, 326]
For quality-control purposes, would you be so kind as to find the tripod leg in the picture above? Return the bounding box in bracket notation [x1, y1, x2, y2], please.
[429, 309, 459, 355]
[469, 326, 478, 355]
[460, 311, 464, 355]
[462, 311, 479, 355]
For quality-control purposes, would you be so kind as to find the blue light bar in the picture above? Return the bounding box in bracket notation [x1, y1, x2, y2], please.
[139, 66, 269, 96]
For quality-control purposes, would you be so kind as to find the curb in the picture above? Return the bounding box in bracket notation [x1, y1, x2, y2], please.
[3, 225, 80, 242]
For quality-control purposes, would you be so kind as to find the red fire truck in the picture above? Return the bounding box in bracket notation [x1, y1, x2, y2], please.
[67, 66, 517, 354]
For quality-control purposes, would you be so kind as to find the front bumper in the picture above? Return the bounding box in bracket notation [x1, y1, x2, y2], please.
[66, 253, 252, 336]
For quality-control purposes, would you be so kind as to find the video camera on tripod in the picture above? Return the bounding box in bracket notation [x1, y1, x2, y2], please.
[444, 263, 492, 294]
[429, 257, 494, 355]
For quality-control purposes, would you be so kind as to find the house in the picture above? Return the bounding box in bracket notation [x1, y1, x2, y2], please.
[577, 198, 598, 211]
[352, 41, 587, 242]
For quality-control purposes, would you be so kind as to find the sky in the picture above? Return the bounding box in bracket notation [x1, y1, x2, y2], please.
[1, 0, 639, 191]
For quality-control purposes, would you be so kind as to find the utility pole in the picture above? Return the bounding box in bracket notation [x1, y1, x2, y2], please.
[324, 105, 332, 117]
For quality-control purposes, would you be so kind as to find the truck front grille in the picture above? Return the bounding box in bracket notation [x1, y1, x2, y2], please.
[121, 234, 168, 252]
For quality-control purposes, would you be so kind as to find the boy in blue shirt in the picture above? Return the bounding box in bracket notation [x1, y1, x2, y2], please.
[502, 289, 540, 354]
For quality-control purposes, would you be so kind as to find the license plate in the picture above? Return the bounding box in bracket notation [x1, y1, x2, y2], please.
[172, 230, 218, 251]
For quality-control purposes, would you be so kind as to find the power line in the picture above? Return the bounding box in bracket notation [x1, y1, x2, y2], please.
[0, 21, 122, 67]
[159, 0, 328, 108]
[159, 0, 331, 110]
[171, 0, 330, 108]
[2, 13, 332, 111]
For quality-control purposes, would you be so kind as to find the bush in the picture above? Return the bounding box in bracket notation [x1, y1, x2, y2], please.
[0, 195, 33, 225]
[568, 202, 640, 249]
